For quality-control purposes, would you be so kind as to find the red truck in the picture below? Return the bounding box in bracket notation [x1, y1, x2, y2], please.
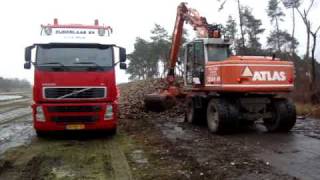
[24, 19, 127, 136]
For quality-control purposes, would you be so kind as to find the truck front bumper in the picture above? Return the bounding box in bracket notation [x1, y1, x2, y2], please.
[32, 102, 118, 131]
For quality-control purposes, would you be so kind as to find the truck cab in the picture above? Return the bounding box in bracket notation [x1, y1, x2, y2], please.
[24, 19, 126, 136]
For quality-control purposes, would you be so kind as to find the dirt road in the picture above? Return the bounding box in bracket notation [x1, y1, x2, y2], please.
[154, 115, 320, 180]
[0, 93, 134, 180]
[0, 88, 320, 179]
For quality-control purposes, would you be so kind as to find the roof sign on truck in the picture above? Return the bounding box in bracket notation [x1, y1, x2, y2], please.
[39, 19, 114, 44]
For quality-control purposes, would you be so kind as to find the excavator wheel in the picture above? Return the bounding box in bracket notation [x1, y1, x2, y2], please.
[185, 97, 207, 125]
[206, 98, 239, 134]
[144, 94, 176, 112]
[264, 99, 296, 132]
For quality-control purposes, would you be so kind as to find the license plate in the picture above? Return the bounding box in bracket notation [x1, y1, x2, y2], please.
[66, 124, 85, 130]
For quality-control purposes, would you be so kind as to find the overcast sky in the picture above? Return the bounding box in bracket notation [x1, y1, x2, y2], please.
[0, 0, 319, 84]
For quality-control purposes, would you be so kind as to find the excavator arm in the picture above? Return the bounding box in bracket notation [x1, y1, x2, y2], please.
[167, 2, 213, 85]
[167, 3, 187, 82]
[144, 2, 219, 111]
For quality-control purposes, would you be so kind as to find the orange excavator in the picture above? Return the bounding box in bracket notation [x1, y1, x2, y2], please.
[144, 2, 296, 133]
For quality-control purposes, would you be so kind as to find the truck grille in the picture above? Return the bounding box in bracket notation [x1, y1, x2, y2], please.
[44, 87, 106, 99]
[51, 116, 99, 123]
[47, 106, 101, 113]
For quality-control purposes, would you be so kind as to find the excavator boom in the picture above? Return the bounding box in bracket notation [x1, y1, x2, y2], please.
[144, 2, 214, 111]
[167, 3, 187, 78]
[167, 3, 216, 82]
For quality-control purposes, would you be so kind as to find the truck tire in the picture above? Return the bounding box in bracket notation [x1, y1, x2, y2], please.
[36, 130, 48, 138]
[264, 99, 296, 132]
[206, 98, 239, 134]
[185, 97, 206, 125]
[108, 128, 117, 136]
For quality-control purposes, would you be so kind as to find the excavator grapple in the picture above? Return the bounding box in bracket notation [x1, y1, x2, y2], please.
[144, 93, 175, 112]
[145, 84, 181, 111]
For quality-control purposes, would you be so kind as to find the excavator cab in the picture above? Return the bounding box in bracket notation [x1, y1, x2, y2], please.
[184, 38, 231, 87]
[185, 40, 205, 86]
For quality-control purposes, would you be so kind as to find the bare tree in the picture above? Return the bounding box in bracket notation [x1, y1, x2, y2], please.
[310, 25, 320, 88]
[295, 0, 315, 59]
[281, 0, 300, 54]
[218, 0, 245, 49]
[292, 0, 319, 90]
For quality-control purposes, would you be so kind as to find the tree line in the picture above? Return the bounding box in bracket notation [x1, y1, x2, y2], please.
[126, 24, 187, 80]
[0, 77, 31, 91]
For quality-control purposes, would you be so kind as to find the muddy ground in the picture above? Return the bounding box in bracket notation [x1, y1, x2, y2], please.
[0, 81, 320, 179]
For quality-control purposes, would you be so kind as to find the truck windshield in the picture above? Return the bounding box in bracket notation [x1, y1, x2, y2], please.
[36, 44, 113, 71]
[206, 44, 229, 61]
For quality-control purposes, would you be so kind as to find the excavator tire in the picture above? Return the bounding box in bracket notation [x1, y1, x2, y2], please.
[264, 99, 296, 132]
[185, 97, 207, 125]
[206, 98, 239, 134]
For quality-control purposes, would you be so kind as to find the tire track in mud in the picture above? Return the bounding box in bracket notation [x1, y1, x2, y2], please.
[0, 98, 30, 108]
[109, 141, 133, 180]
[0, 107, 31, 125]
[0, 97, 34, 155]
[0, 115, 34, 155]
[0, 136, 133, 180]
[0, 105, 29, 114]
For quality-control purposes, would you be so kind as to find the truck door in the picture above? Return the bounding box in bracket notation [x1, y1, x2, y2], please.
[185, 41, 205, 86]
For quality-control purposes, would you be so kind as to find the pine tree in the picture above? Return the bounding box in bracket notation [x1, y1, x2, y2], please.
[126, 38, 159, 80]
[150, 24, 171, 77]
[267, 30, 299, 52]
[267, 0, 285, 52]
[223, 16, 237, 52]
[241, 7, 265, 54]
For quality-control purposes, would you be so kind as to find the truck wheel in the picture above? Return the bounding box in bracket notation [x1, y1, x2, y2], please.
[108, 128, 117, 136]
[206, 98, 239, 134]
[264, 99, 296, 132]
[185, 97, 206, 125]
[36, 130, 48, 138]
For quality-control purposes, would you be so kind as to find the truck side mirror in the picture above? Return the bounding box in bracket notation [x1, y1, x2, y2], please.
[25, 46, 33, 62]
[24, 62, 31, 69]
[120, 62, 127, 70]
[24, 46, 34, 69]
[119, 47, 126, 63]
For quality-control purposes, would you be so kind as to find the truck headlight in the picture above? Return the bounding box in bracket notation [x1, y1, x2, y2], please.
[36, 106, 45, 122]
[104, 104, 113, 120]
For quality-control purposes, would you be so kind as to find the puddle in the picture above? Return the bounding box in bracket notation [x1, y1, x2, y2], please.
[131, 150, 148, 164]
[293, 118, 320, 139]
[50, 167, 76, 179]
[0, 116, 34, 154]
[253, 134, 320, 180]
[229, 129, 320, 180]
